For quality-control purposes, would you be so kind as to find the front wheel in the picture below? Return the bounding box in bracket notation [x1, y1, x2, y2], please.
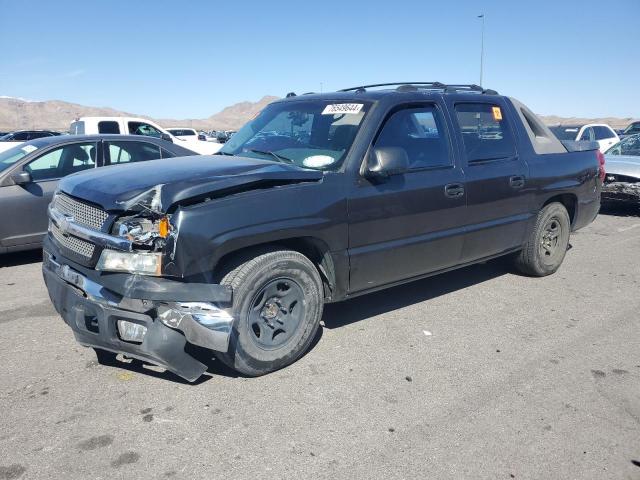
[514, 202, 571, 277]
[215, 249, 324, 376]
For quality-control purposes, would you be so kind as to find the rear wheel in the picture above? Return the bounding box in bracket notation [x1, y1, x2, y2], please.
[514, 202, 571, 277]
[215, 249, 323, 376]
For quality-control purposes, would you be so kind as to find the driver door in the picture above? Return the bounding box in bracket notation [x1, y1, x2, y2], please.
[347, 103, 467, 293]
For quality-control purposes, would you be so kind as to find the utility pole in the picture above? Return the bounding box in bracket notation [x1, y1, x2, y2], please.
[478, 14, 485, 87]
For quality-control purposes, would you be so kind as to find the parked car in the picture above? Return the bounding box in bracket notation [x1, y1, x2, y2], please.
[0, 130, 61, 141]
[602, 133, 640, 204]
[166, 127, 207, 142]
[198, 131, 216, 142]
[69, 117, 222, 155]
[549, 124, 619, 151]
[216, 131, 229, 143]
[0, 135, 195, 253]
[43, 82, 602, 381]
[0, 130, 62, 153]
[619, 121, 640, 140]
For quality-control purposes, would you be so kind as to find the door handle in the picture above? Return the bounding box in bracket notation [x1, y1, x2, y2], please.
[444, 183, 465, 198]
[509, 176, 525, 189]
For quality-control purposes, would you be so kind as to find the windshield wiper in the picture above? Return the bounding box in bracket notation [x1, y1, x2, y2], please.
[246, 149, 295, 164]
[216, 151, 234, 156]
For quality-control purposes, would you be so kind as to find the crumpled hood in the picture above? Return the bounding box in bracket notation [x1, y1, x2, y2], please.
[59, 155, 323, 212]
[604, 154, 640, 179]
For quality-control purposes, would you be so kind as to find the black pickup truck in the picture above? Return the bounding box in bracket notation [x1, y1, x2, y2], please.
[42, 83, 603, 381]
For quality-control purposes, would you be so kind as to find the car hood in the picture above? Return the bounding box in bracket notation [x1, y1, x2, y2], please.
[604, 154, 640, 180]
[59, 155, 324, 212]
[0, 141, 22, 153]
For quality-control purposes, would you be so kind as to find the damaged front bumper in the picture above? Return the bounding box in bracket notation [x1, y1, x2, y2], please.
[602, 181, 640, 203]
[42, 238, 233, 382]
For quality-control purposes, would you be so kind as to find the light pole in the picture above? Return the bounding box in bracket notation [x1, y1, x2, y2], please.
[478, 14, 485, 87]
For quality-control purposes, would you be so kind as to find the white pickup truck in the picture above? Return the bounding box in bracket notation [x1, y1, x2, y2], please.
[69, 117, 222, 155]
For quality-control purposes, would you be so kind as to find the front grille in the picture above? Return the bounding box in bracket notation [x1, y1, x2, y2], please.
[50, 222, 95, 259]
[53, 193, 109, 230]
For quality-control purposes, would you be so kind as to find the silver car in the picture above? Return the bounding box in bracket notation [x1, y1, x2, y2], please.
[0, 134, 196, 253]
[602, 134, 640, 204]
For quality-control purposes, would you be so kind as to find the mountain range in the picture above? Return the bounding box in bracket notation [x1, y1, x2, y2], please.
[0, 96, 636, 132]
[0, 96, 279, 132]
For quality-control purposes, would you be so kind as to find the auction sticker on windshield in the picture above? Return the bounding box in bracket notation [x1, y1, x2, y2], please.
[322, 103, 364, 115]
[21, 145, 38, 154]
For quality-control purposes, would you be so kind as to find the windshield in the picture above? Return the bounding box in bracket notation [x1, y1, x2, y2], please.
[220, 100, 371, 171]
[605, 134, 640, 156]
[549, 126, 581, 141]
[0, 143, 39, 174]
[168, 129, 196, 136]
[623, 123, 640, 135]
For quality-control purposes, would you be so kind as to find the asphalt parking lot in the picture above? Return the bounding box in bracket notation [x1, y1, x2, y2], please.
[0, 205, 639, 480]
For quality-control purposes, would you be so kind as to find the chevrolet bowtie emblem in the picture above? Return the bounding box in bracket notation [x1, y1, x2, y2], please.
[58, 215, 74, 236]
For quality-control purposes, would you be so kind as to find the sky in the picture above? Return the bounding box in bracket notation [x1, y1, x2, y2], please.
[0, 0, 638, 119]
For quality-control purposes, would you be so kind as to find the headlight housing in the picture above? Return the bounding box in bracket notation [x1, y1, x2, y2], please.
[96, 250, 163, 276]
[113, 215, 171, 247]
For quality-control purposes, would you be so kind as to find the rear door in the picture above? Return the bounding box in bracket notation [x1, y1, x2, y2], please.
[0, 141, 100, 247]
[450, 99, 531, 262]
[347, 102, 467, 292]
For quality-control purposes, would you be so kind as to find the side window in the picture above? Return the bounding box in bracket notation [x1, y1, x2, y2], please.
[28, 132, 52, 140]
[170, 129, 195, 137]
[593, 126, 615, 140]
[579, 128, 593, 141]
[128, 122, 163, 138]
[98, 121, 120, 134]
[106, 141, 162, 165]
[13, 132, 29, 141]
[374, 105, 451, 170]
[25, 142, 96, 181]
[161, 148, 176, 159]
[455, 103, 516, 162]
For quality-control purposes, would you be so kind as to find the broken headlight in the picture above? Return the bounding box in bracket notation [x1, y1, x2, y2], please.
[101, 214, 173, 276]
[112, 214, 171, 249]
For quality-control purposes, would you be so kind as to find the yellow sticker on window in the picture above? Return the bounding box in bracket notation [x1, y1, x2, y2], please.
[492, 106, 503, 121]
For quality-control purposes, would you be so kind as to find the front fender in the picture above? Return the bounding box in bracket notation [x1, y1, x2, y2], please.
[166, 176, 349, 282]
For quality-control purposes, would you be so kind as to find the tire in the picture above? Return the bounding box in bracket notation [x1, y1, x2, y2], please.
[215, 249, 324, 376]
[514, 202, 571, 277]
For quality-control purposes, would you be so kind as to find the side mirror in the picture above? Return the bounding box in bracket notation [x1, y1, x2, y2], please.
[11, 171, 32, 185]
[161, 133, 173, 143]
[364, 147, 409, 179]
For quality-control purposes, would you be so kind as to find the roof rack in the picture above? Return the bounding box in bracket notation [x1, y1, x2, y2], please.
[338, 82, 498, 95]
